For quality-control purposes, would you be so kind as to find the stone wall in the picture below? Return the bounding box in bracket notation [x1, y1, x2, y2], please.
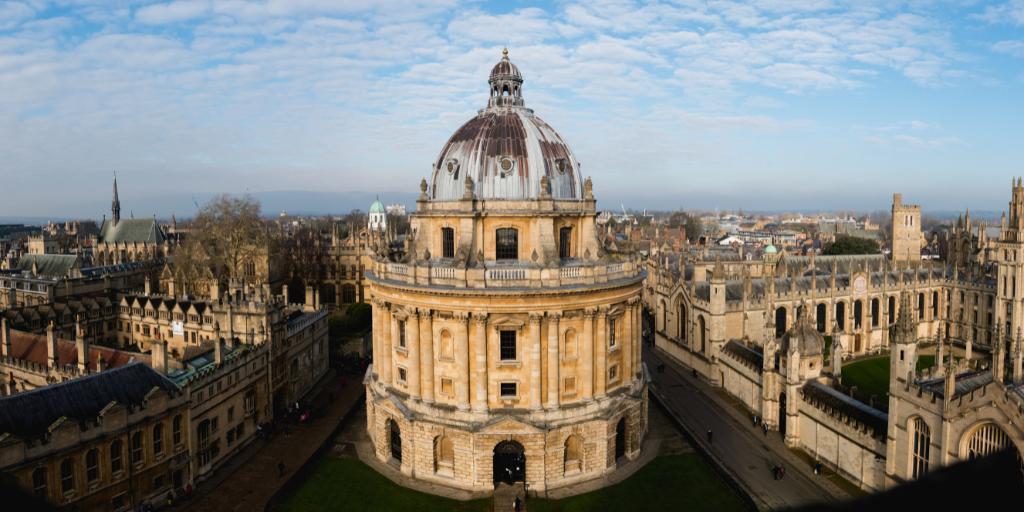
[797, 399, 886, 491]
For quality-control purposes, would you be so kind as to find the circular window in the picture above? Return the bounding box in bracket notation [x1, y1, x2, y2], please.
[500, 157, 514, 175]
[557, 159, 567, 174]
[445, 159, 458, 174]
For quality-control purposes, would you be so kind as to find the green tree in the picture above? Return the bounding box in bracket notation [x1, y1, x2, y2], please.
[823, 237, 880, 255]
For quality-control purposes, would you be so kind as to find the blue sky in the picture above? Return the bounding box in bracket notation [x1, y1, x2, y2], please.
[3, 0, 1024, 219]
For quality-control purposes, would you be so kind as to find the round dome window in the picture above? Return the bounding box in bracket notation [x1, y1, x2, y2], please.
[445, 159, 459, 174]
[557, 159, 567, 174]
[499, 157, 515, 175]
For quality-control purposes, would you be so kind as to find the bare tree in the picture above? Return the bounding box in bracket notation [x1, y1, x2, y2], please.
[172, 237, 213, 296]
[287, 226, 328, 293]
[191, 194, 269, 286]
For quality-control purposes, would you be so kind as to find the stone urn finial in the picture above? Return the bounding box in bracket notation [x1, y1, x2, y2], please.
[584, 176, 594, 200]
[419, 178, 429, 201]
[464, 174, 475, 199]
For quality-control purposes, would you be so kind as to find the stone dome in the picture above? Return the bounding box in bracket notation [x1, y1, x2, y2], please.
[779, 313, 825, 358]
[428, 49, 584, 202]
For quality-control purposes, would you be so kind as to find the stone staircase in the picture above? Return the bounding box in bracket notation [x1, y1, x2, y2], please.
[493, 482, 527, 512]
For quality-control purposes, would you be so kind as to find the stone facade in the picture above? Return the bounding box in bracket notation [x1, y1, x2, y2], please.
[363, 51, 648, 494]
[645, 182, 1024, 492]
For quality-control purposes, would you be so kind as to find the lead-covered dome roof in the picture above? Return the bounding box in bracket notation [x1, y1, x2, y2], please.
[429, 49, 583, 202]
[779, 309, 825, 358]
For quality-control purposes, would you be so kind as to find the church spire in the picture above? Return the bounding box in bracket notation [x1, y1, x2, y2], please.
[112, 172, 121, 225]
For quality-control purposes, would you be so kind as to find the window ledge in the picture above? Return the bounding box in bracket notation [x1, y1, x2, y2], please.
[438, 356, 455, 363]
[608, 345, 621, 355]
[497, 361, 522, 369]
[562, 356, 579, 362]
[395, 347, 409, 356]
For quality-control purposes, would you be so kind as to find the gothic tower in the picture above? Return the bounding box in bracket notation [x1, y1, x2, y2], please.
[889, 291, 918, 392]
[112, 173, 121, 226]
[890, 193, 923, 262]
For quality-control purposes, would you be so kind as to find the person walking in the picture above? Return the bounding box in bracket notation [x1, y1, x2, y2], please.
[278, 461, 286, 478]
[779, 463, 786, 480]
[815, 461, 823, 475]
[706, 430, 713, 444]
[752, 414, 758, 427]
[763, 422, 769, 437]
[514, 497, 522, 512]
[772, 466, 779, 481]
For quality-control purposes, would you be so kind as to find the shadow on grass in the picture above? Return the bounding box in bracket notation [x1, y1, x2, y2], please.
[530, 454, 748, 512]
[273, 458, 491, 512]
[841, 355, 935, 399]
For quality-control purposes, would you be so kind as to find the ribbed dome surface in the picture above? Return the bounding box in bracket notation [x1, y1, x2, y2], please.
[428, 50, 583, 202]
[779, 315, 825, 358]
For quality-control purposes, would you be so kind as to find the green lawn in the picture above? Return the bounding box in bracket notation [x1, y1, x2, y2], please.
[530, 454, 747, 512]
[275, 454, 747, 512]
[841, 355, 936, 399]
[274, 458, 491, 512]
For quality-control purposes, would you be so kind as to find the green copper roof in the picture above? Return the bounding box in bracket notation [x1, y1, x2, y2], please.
[369, 198, 386, 213]
[765, 244, 777, 254]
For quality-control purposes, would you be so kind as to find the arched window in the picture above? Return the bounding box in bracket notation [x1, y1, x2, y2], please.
[441, 227, 455, 259]
[678, 302, 687, 340]
[342, 284, 356, 304]
[495, 228, 518, 260]
[559, 227, 572, 259]
[60, 458, 74, 494]
[888, 295, 896, 324]
[439, 329, 454, 359]
[871, 298, 879, 327]
[173, 415, 182, 445]
[86, 449, 99, 483]
[153, 424, 164, 456]
[836, 302, 846, 331]
[32, 467, 47, 500]
[912, 418, 930, 479]
[564, 329, 577, 358]
[131, 432, 143, 465]
[966, 423, 1012, 459]
[698, 316, 706, 353]
[775, 307, 787, 337]
[816, 303, 827, 332]
[110, 440, 123, 473]
[564, 435, 582, 474]
[854, 300, 863, 329]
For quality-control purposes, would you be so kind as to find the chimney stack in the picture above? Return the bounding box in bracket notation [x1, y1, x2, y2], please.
[305, 286, 314, 311]
[47, 321, 58, 368]
[96, 353, 106, 372]
[1, 317, 10, 357]
[153, 339, 167, 375]
[282, 285, 289, 304]
[6, 372, 15, 396]
[77, 318, 90, 374]
[144, 277, 151, 295]
[214, 321, 223, 365]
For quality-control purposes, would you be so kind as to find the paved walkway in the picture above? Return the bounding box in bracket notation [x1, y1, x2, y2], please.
[174, 369, 366, 512]
[644, 346, 848, 511]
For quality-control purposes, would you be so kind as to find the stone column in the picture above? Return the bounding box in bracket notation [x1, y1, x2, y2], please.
[421, 310, 435, 404]
[582, 309, 595, 402]
[623, 304, 633, 383]
[634, 300, 642, 376]
[474, 313, 489, 412]
[529, 313, 543, 412]
[546, 312, 561, 410]
[456, 312, 470, 411]
[381, 302, 393, 387]
[408, 308, 421, 400]
[595, 308, 608, 399]
[372, 299, 381, 371]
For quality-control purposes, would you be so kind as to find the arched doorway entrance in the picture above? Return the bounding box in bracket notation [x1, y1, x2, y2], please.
[390, 420, 402, 462]
[779, 393, 787, 438]
[493, 440, 525, 486]
[855, 334, 862, 353]
[615, 418, 627, 460]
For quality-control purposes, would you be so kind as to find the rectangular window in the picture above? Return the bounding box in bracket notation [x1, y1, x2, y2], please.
[212, 417, 219, 433]
[559, 227, 572, 259]
[495, 228, 518, 260]
[564, 376, 577, 394]
[609, 318, 616, 346]
[113, 495, 125, 510]
[441, 377, 453, 395]
[442, 227, 455, 259]
[398, 367, 407, 384]
[154, 475, 164, 489]
[398, 321, 406, 348]
[500, 382, 517, 398]
[609, 365, 617, 382]
[228, 407, 234, 422]
[500, 330, 517, 360]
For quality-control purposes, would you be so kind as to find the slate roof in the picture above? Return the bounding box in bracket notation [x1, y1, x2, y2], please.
[15, 254, 80, 277]
[802, 380, 889, 436]
[0, 362, 177, 437]
[918, 370, 994, 398]
[721, 340, 764, 373]
[6, 330, 152, 371]
[97, 218, 166, 244]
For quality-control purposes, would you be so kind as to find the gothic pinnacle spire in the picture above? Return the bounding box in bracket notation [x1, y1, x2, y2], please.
[111, 172, 121, 225]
